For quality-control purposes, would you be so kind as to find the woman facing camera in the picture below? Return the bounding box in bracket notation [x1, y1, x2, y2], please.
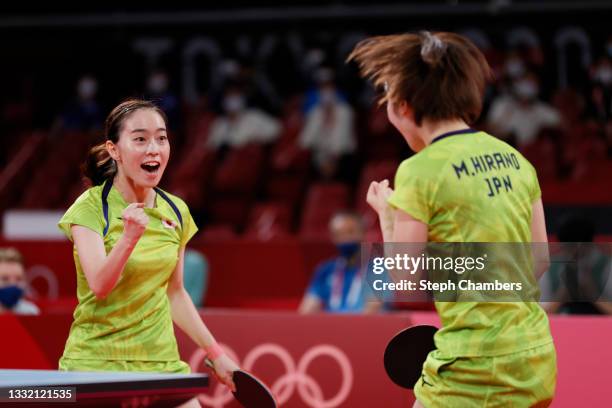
[58, 99, 238, 407]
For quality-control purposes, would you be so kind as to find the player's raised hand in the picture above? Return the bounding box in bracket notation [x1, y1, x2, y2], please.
[366, 179, 394, 215]
[121, 203, 149, 242]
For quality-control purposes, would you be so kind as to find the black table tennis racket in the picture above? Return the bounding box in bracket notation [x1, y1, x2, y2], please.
[205, 359, 276, 408]
[232, 370, 277, 408]
[383, 324, 437, 389]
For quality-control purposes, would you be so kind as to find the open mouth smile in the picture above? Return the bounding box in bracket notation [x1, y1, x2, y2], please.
[141, 161, 161, 173]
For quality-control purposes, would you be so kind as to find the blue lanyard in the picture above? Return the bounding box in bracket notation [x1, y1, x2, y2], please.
[330, 258, 364, 310]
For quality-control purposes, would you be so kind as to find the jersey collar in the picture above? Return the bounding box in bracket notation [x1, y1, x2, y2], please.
[430, 128, 478, 145]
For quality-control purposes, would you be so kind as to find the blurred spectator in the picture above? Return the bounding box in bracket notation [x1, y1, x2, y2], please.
[586, 57, 612, 124]
[503, 51, 528, 83]
[145, 70, 181, 129]
[302, 67, 348, 113]
[487, 71, 561, 147]
[56, 75, 102, 132]
[183, 249, 209, 308]
[301, 48, 326, 82]
[206, 86, 281, 150]
[299, 212, 382, 314]
[298, 68, 357, 179]
[0, 248, 39, 315]
[541, 217, 612, 315]
[215, 59, 283, 114]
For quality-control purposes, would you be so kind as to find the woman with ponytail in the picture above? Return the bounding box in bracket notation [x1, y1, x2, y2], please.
[349, 32, 556, 407]
[58, 99, 238, 405]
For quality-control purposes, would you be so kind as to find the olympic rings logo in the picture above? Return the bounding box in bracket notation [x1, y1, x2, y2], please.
[189, 343, 353, 408]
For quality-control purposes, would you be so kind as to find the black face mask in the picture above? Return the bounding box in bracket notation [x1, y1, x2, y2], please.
[336, 242, 360, 259]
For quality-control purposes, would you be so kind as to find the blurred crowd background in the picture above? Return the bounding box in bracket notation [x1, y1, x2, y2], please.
[1, 1, 612, 240]
[0, 1, 611, 313]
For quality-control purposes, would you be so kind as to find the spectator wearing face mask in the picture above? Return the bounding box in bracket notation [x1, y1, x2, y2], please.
[145, 70, 180, 130]
[503, 52, 527, 83]
[0, 248, 39, 315]
[487, 71, 561, 147]
[56, 75, 103, 132]
[302, 67, 349, 113]
[206, 86, 281, 150]
[298, 68, 357, 179]
[299, 212, 383, 314]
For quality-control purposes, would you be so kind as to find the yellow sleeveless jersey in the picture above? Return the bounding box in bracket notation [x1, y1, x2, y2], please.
[388, 129, 553, 357]
[58, 179, 197, 362]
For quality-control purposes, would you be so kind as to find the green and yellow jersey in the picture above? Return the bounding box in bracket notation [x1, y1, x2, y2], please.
[388, 129, 553, 357]
[57, 179, 197, 369]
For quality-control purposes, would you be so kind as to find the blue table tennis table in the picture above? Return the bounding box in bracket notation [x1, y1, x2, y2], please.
[0, 369, 208, 407]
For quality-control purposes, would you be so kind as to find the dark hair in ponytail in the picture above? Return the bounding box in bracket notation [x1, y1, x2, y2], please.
[348, 31, 493, 126]
[82, 99, 168, 186]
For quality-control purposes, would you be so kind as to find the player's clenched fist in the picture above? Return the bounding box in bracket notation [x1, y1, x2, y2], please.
[122, 203, 149, 242]
[366, 179, 394, 215]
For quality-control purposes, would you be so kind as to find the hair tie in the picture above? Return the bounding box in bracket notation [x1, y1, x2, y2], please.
[420, 31, 447, 67]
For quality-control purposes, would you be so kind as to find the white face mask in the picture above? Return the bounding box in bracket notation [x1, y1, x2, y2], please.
[148, 74, 168, 94]
[505, 58, 526, 79]
[223, 95, 245, 113]
[78, 78, 97, 100]
[319, 88, 336, 105]
[514, 80, 538, 100]
[594, 67, 612, 86]
[219, 59, 239, 77]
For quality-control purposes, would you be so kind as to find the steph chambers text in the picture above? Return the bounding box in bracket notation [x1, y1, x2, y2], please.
[372, 279, 523, 292]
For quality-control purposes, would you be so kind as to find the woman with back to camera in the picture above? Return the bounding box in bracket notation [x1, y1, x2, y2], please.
[58, 99, 238, 407]
[349, 32, 556, 407]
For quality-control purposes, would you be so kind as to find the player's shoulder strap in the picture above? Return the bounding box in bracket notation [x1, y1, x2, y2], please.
[153, 187, 184, 228]
[100, 178, 183, 236]
[101, 179, 113, 236]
